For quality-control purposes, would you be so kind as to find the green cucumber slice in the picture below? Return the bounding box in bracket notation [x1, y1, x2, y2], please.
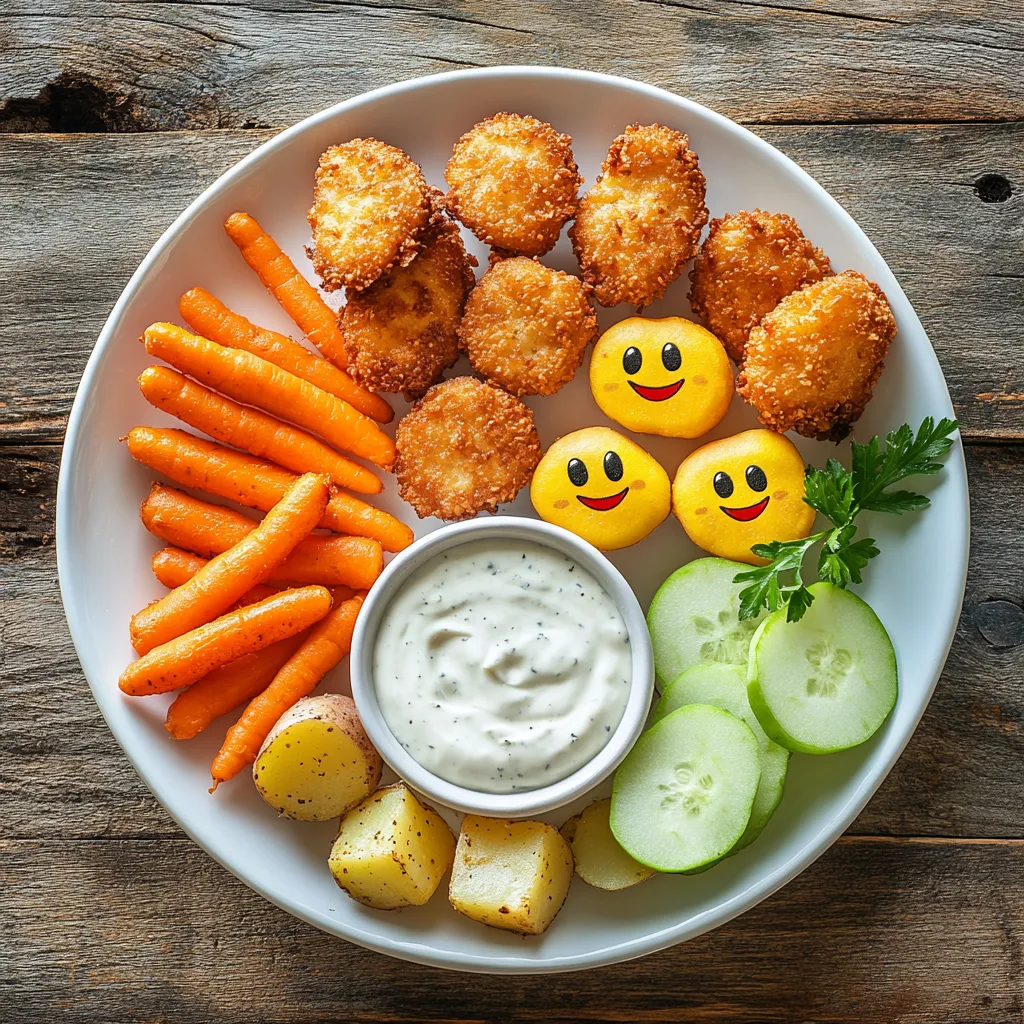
[610, 704, 761, 872]
[747, 582, 898, 754]
[653, 663, 789, 852]
[647, 558, 767, 687]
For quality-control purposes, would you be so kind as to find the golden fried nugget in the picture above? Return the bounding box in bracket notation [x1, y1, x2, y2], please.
[689, 210, 832, 364]
[308, 138, 431, 292]
[445, 113, 581, 257]
[737, 270, 897, 442]
[570, 123, 708, 309]
[395, 377, 542, 520]
[340, 201, 477, 400]
[459, 257, 597, 397]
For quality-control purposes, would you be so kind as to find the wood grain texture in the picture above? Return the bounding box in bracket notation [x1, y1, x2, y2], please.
[2, 835, 1022, 1021]
[3, 442, 1023, 842]
[0, 125, 1021, 442]
[2, 0, 1023, 131]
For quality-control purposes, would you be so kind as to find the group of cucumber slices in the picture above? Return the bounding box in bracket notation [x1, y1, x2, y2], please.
[609, 558, 898, 874]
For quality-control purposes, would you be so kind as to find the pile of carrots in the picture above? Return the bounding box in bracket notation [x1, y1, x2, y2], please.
[120, 212, 412, 790]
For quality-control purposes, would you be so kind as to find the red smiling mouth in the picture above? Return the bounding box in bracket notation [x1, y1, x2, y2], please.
[720, 497, 770, 522]
[628, 379, 684, 402]
[577, 488, 630, 511]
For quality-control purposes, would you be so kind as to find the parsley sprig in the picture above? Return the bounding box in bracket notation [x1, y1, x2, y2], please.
[734, 417, 959, 622]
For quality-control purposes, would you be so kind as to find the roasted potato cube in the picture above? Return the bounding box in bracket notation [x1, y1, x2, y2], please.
[328, 784, 456, 910]
[448, 815, 574, 935]
[560, 798, 654, 890]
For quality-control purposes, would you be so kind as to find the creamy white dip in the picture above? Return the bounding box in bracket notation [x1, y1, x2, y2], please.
[373, 539, 632, 793]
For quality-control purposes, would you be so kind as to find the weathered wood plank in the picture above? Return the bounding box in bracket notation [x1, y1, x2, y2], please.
[2, 835, 1022, 1020]
[3, 441, 1023, 841]
[2, 0, 1023, 131]
[0, 125, 1020, 443]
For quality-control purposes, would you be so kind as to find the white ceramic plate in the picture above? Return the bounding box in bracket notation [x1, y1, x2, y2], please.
[57, 67, 969, 973]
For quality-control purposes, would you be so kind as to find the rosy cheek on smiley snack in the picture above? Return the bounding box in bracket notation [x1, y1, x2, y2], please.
[671, 429, 816, 564]
[531, 426, 670, 551]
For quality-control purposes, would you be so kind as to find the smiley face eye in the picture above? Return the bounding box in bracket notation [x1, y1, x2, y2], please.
[661, 343, 682, 372]
[567, 458, 589, 487]
[603, 451, 624, 482]
[622, 347, 642, 375]
[713, 471, 734, 499]
[745, 465, 768, 492]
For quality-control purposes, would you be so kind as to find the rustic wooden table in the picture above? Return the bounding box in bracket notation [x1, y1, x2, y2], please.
[2, 3, 1022, 1021]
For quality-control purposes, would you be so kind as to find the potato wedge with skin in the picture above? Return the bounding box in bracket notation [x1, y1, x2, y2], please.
[328, 784, 456, 910]
[449, 815, 573, 936]
[561, 798, 654, 891]
[253, 694, 382, 821]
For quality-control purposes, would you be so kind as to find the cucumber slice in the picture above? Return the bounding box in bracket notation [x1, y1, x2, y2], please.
[610, 704, 761, 872]
[647, 558, 767, 687]
[653, 663, 789, 852]
[747, 582, 898, 754]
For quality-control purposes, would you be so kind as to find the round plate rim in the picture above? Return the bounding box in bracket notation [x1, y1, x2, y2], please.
[55, 65, 971, 974]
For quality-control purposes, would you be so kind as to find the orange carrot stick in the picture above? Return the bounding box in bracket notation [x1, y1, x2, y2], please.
[164, 632, 309, 740]
[223, 211, 350, 369]
[127, 426, 413, 552]
[179, 288, 393, 424]
[119, 586, 332, 697]
[151, 547, 356, 605]
[138, 366, 381, 495]
[129, 473, 330, 655]
[211, 594, 363, 785]
[140, 485, 384, 590]
[142, 323, 395, 469]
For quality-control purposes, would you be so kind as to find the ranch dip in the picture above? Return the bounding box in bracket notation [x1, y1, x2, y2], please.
[373, 539, 632, 793]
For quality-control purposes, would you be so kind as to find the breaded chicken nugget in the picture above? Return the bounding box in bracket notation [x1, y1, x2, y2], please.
[571, 123, 708, 309]
[738, 270, 897, 442]
[308, 138, 431, 292]
[689, 210, 832, 364]
[459, 257, 597, 397]
[395, 376, 542, 520]
[445, 113, 581, 257]
[340, 198, 477, 400]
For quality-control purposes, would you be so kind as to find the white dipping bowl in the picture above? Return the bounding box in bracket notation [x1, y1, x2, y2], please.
[350, 516, 655, 818]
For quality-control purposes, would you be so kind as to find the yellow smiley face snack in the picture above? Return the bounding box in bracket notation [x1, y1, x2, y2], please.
[672, 429, 815, 564]
[531, 427, 670, 551]
[590, 316, 733, 439]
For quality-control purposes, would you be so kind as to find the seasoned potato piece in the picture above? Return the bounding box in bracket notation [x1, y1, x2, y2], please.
[308, 138, 431, 292]
[449, 815, 573, 935]
[445, 112, 581, 256]
[328, 784, 456, 910]
[460, 257, 597, 397]
[571, 123, 707, 309]
[341, 201, 477, 400]
[560, 798, 654, 891]
[253, 694, 382, 821]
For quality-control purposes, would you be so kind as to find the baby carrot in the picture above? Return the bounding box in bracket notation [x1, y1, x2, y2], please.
[151, 546, 356, 605]
[210, 594, 363, 786]
[223, 212, 349, 369]
[140, 485, 384, 590]
[119, 586, 332, 697]
[142, 323, 396, 469]
[127, 426, 413, 552]
[179, 288, 393, 424]
[164, 632, 309, 740]
[138, 366, 381, 495]
[129, 473, 330, 655]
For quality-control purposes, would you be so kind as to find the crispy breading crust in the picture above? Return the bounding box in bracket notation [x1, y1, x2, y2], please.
[459, 257, 597, 397]
[689, 209, 832, 364]
[308, 138, 431, 292]
[444, 112, 582, 257]
[737, 270, 897, 442]
[570, 123, 708, 309]
[395, 376, 542, 520]
[340, 194, 477, 400]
